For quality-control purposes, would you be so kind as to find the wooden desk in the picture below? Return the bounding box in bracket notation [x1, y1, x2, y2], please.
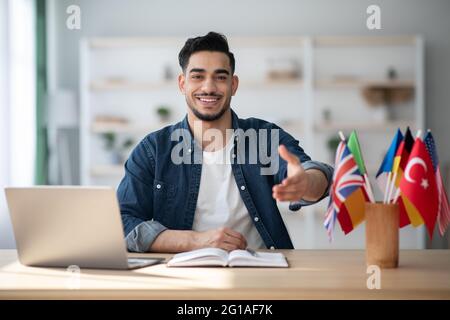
[0, 250, 449, 299]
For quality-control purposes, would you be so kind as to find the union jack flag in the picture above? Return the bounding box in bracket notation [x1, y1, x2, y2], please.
[324, 140, 365, 241]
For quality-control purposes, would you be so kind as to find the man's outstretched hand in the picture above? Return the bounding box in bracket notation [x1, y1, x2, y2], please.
[272, 145, 311, 202]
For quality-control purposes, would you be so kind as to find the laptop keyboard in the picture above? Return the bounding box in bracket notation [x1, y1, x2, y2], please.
[128, 258, 149, 266]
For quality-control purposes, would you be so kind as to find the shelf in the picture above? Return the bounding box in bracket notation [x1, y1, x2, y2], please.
[80, 35, 424, 250]
[91, 122, 169, 134]
[280, 121, 304, 133]
[88, 36, 305, 49]
[229, 36, 304, 47]
[89, 37, 184, 49]
[89, 36, 416, 50]
[314, 121, 415, 133]
[314, 36, 416, 47]
[91, 165, 124, 176]
[90, 80, 177, 91]
[315, 79, 415, 90]
[90, 79, 303, 91]
[240, 79, 303, 89]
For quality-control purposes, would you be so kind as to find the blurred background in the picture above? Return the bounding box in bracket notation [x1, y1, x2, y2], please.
[1, 0, 449, 250]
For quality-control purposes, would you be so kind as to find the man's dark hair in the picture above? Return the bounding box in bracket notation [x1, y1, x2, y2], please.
[178, 32, 235, 74]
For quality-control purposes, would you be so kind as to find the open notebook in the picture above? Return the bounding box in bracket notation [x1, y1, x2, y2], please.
[167, 248, 288, 268]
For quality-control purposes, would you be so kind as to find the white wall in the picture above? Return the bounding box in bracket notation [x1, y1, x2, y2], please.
[50, 0, 450, 167]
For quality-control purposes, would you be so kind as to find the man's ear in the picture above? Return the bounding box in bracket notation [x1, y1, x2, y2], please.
[178, 73, 186, 94]
[231, 75, 239, 96]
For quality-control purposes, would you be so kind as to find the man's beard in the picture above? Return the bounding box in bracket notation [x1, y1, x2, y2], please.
[187, 98, 231, 122]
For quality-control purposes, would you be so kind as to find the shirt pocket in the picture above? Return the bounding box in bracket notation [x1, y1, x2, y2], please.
[153, 179, 177, 227]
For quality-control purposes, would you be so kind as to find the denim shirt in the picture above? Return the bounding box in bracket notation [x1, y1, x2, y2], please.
[117, 109, 333, 252]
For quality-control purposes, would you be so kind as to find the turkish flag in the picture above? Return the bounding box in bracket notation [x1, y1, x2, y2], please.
[399, 138, 438, 238]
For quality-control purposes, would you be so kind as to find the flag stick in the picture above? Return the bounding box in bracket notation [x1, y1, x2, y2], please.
[338, 131, 375, 203]
[393, 188, 401, 204]
[387, 171, 398, 203]
[389, 129, 422, 204]
[364, 174, 375, 203]
[383, 171, 392, 204]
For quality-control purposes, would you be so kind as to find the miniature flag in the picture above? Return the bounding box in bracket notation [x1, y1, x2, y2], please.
[393, 128, 420, 227]
[392, 127, 415, 196]
[324, 140, 365, 241]
[399, 137, 438, 238]
[347, 130, 374, 202]
[424, 131, 450, 236]
[337, 188, 366, 234]
[375, 128, 403, 196]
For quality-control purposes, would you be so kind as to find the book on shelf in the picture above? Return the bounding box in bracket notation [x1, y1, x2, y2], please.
[166, 248, 288, 268]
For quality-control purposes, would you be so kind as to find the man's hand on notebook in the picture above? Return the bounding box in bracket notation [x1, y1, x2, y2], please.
[150, 227, 247, 253]
[193, 227, 247, 252]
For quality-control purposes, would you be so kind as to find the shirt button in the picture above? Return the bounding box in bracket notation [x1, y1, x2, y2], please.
[240, 185, 245, 190]
[270, 246, 275, 250]
[156, 184, 161, 189]
[188, 148, 192, 153]
[231, 153, 236, 158]
[254, 216, 259, 222]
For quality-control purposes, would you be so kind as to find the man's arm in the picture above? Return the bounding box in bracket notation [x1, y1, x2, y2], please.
[273, 144, 331, 203]
[149, 227, 247, 253]
[118, 139, 169, 253]
[303, 168, 329, 202]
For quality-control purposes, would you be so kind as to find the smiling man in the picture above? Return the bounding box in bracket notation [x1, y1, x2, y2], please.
[117, 32, 333, 253]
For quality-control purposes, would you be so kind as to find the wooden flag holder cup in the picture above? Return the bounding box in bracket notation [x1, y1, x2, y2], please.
[365, 202, 399, 268]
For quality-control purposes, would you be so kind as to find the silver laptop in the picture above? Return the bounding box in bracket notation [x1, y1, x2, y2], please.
[4, 186, 164, 269]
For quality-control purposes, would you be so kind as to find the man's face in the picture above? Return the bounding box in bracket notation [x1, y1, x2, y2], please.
[179, 51, 238, 122]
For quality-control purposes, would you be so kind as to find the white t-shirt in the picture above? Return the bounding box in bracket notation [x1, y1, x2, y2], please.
[192, 136, 265, 249]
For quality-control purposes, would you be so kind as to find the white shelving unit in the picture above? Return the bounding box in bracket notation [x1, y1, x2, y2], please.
[80, 35, 424, 249]
[307, 35, 424, 249]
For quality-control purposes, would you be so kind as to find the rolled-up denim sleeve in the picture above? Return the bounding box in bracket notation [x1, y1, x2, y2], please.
[117, 138, 167, 252]
[288, 160, 334, 211]
[125, 220, 168, 253]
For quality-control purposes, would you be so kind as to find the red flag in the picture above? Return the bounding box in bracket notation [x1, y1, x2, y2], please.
[399, 138, 438, 238]
[424, 131, 450, 236]
[337, 204, 353, 235]
[436, 166, 450, 235]
[393, 128, 415, 227]
[337, 188, 368, 235]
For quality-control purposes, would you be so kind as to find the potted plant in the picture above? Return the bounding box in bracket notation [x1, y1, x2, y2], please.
[156, 105, 171, 123]
[120, 138, 134, 163]
[101, 133, 135, 164]
[327, 136, 341, 163]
